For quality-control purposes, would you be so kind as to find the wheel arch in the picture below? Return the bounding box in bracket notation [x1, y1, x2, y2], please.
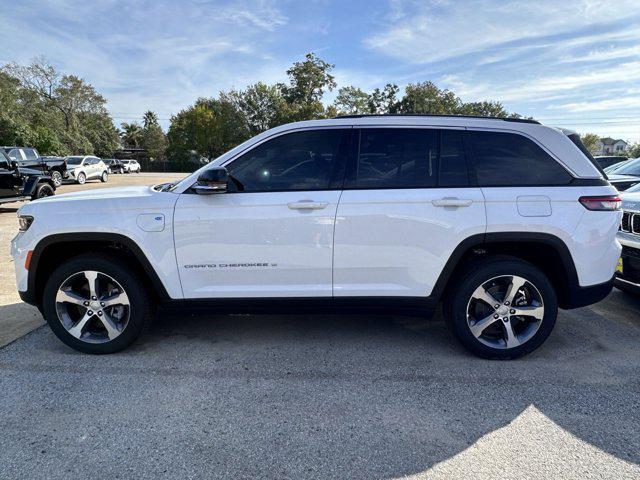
[432, 232, 582, 309]
[27, 232, 171, 307]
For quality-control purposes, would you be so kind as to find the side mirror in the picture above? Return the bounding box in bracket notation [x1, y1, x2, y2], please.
[193, 166, 229, 194]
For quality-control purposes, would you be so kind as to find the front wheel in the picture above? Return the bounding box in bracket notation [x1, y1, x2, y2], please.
[100, 171, 108, 182]
[42, 254, 153, 354]
[50, 170, 63, 187]
[443, 256, 558, 360]
[77, 172, 86, 185]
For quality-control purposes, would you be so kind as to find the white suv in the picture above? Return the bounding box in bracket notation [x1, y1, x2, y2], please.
[66, 156, 109, 184]
[11, 116, 622, 359]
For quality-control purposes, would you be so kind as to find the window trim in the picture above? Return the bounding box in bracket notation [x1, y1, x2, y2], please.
[214, 126, 352, 194]
[464, 128, 577, 188]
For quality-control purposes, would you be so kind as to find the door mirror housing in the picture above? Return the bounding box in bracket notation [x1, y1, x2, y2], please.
[193, 167, 229, 194]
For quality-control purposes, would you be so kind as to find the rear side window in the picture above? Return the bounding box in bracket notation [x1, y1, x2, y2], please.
[468, 131, 572, 186]
[356, 129, 438, 188]
[353, 129, 469, 189]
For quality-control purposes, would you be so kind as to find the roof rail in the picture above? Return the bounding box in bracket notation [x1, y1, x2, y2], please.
[333, 113, 540, 124]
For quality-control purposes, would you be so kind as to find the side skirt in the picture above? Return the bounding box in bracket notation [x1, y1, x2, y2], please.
[161, 296, 439, 318]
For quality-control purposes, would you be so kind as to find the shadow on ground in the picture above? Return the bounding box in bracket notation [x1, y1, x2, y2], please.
[0, 290, 639, 478]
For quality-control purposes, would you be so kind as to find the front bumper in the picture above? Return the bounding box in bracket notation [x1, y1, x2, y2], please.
[614, 232, 640, 294]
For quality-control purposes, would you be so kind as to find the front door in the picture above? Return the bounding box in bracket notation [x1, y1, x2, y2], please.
[174, 128, 350, 298]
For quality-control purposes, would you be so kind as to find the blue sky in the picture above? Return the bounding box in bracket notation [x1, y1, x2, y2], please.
[2, 0, 640, 141]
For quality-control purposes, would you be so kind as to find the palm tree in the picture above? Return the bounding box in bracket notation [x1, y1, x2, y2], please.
[120, 122, 143, 148]
[143, 111, 159, 129]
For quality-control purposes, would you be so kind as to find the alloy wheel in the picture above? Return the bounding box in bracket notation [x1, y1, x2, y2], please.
[55, 270, 131, 343]
[466, 275, 544, 349]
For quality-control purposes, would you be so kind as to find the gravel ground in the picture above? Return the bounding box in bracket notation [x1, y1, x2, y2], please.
[0, 172, 639, 479]
[0, 290, 639, 479]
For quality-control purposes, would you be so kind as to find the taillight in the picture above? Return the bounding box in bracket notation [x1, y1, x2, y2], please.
[578, 195, 621, 211]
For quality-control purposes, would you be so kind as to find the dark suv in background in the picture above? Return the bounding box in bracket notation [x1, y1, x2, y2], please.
[0, 151, 56, 204]
[0, 146, 68, 187]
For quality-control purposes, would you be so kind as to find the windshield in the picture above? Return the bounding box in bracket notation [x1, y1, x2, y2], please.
[613, 158, 640, 176]
[66, 156, 84, 165]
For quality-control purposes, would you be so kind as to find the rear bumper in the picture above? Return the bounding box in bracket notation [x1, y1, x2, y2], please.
[562, 277, 614, 309]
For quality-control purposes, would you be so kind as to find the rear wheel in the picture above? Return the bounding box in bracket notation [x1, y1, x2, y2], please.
[77, 172, 86, 184]
[50, 170, 63, 187]
[32, 183, 54, 200]
[42, 254, 153, 354]
[443, 256, 557, 360]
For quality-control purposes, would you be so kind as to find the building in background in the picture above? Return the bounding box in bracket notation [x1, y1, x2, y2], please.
[596, 138, 628, 155]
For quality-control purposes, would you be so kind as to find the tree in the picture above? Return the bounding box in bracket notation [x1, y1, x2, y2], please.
[277, 53, 336, 122]
[333, 86, 371, 115]
[368, 84, 400, 114]
[581, 133, 600, 155]
[166, 98, 249, 167]
[627, 143, 640, 158]
[1, 58, 118, 156]
[457, 101, 510, 117]
[222, 83, 288, 136]
[120, 122, 143, 148]
[141, 110, 166, 160]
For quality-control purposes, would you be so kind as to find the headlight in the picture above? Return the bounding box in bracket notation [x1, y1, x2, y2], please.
[18, 215, 34, 232]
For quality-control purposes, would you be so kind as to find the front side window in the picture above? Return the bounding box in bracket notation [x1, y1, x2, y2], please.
[226, 129, 347, 192]
[468, 131, 572, 186]
[355, 129, 439, 188]
[8, 149, 21, 160]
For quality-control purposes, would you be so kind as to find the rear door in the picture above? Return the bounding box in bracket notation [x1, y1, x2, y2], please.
[333, 127, 486, 297]
[466, 129, 589, 251]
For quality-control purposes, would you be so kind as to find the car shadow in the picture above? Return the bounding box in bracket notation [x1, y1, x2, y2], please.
[1, 291, 639, 478]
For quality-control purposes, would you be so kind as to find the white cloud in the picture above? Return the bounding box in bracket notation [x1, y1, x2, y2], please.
[365, 0, 640, 64]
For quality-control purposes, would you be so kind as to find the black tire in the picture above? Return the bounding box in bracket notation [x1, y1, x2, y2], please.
[42, 254, 153, 354]
[443, 256, 558, 360]
[32, 182, 55, 200]
[77, 172, 86, 185]
[50, 170, 63, 187]
[100, 171, 108, 183]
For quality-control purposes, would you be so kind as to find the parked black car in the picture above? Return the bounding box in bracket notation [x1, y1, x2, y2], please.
[105, 159, 125, 174]
[595, 155, 627, 170]
[0, 147, 68, 187]
[0, 151, 56, 205]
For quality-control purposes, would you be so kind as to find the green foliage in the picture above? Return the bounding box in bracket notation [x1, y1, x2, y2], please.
[0, 58, 119, 156]
[141, 111, 166, 160]
[120, 122, 143, 148]
[627, 143, 640, 158]
[580, 133, 600, 155]
[166, 98, 249, 167]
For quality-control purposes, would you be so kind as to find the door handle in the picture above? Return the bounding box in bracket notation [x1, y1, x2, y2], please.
[432, 198, 473, 208]
[287, 200, 329, 210]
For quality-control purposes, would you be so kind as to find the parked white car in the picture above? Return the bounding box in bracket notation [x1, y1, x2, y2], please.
[122, 159, 141, 173]
[12, 115, 621, 359]
[65, 156, 109, 184]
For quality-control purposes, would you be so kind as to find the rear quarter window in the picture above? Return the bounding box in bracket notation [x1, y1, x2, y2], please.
[467, 131, 573, 186]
